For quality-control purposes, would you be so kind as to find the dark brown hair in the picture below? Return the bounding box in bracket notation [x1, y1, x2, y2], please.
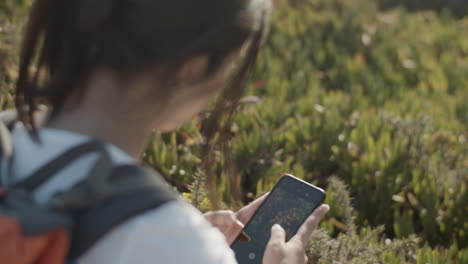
[15, 0, 270, 129]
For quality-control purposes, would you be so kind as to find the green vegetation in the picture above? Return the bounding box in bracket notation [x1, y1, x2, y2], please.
[1, 0, 467, 262]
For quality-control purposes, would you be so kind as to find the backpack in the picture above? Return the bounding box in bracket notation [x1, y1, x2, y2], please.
[0, 109, 179, 264]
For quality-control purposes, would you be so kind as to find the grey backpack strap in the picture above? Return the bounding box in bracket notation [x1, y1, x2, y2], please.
[0, 120, 13, 160]
[0, 106, 60, 188]
[0, 120, 13, 174]
[67, 165, 179, 259]
[0, 112, 15, 185]
[13, 140, 106, 192]
[0, 109, 19, 130]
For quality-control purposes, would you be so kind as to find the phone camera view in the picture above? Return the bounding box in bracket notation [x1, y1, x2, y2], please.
[231, 176, 324, 264]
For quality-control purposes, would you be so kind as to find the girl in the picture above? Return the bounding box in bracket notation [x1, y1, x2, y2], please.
[9, 0, 329, 263]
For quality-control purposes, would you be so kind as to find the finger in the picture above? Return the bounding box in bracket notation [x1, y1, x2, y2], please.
[237, 231, 251, 242]
[229, 218, 245, 237]
[292, 204, 329, 246]
[227, 218, 246, 245]
[225, 221, 246, 245]
[236, 192, 270, 223]
[304, 255, 308, 264]
[205, 210, 236, 226]
[224, 211, 244, 233]
[268, 224, 286, 245]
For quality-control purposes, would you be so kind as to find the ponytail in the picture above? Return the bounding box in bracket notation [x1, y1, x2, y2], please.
[16, 0, 113, 130]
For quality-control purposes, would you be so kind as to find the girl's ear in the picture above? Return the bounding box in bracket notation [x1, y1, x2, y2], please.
[173, 55, 211, 86]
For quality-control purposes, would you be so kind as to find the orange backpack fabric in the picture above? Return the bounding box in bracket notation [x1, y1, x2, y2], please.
[0, 175, 75, 264]
[0, 212, 69, 264]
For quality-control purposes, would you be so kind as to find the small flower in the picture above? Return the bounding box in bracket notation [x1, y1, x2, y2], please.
[252, 80, 265, 89]
[180, 131, 189, 139]
[338, 134, 346, 142]
[314, 104, 325, 113]
[402, 59, 416, 69]
[362, 33, 371, 46]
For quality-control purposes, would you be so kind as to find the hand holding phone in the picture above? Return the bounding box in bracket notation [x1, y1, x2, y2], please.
[231, 174, 328, 264]
[263, 205, 329, 264]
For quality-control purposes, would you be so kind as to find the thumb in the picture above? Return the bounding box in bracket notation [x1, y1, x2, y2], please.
[268, 224, 286, 244]
[263, 224, 286, 264]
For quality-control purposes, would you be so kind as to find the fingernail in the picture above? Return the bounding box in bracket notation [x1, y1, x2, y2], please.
[322, 204, 330, 212]
[272, 224, 282, 230]
[317, 205, 329, 215]
[238, 231, 251, 241]
[236, 220, 245, 228]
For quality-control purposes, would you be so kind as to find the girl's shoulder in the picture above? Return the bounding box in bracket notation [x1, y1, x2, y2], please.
[9, 124, 134, 204]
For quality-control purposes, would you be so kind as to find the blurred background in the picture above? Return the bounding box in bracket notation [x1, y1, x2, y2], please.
[1, 0, 467, 263]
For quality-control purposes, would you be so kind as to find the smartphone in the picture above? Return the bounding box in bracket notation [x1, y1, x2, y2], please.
[231, 174, 326, 264]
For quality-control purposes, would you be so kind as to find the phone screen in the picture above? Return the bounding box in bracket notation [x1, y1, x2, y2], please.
[231, 175, 325, 264]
